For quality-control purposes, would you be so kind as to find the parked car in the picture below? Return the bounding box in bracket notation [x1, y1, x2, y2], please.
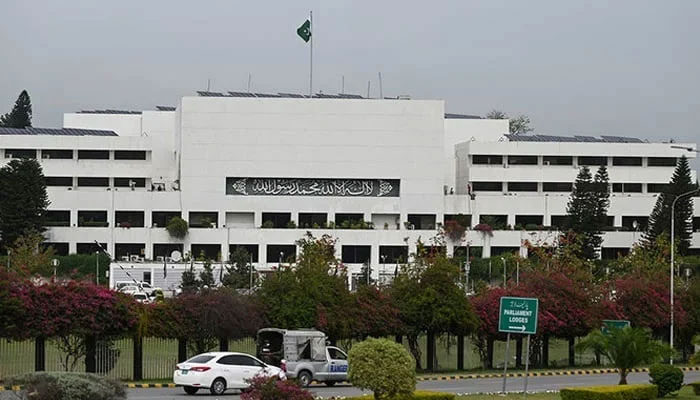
[114, 280, 161, 296]
[132, 292, 152, 304]
[174, 352, 285, 395]
[117, 285, 140, 295]
[257, 328, 348, 387]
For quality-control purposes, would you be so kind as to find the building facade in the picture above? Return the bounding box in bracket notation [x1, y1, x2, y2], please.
[0, 92, 697, 290]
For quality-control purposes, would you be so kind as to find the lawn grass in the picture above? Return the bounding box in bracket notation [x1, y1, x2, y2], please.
[454, 384, 698, 400]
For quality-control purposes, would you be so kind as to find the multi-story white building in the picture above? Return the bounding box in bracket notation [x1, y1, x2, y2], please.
[0, 91, 697, 290]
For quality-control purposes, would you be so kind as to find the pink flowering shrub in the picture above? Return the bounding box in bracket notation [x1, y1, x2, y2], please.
[241, 376, 313, 400]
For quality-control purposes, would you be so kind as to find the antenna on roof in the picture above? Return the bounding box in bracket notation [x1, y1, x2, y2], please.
[378, 72, 383, 99]
[247, 74, 252, 93]
[367, 80, 371, 99]
[341, 75, 345, 94]
[206, 78, 211, 92]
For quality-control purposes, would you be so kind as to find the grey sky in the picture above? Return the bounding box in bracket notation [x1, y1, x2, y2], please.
[1, 1, 698, 152]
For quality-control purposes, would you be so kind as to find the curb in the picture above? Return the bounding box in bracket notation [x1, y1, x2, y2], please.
[416, 366, 700, 381]
[125, 383, 177, 389]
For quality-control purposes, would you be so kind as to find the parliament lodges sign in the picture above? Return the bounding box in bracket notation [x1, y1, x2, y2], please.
[226, 177, 400, 197]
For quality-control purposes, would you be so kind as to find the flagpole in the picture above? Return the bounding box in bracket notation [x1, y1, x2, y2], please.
[309, 10, 313, 97]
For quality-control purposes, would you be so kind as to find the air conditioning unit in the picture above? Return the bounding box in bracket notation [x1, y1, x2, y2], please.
[156, 256, 165, 262]
[121, 256, 129, 262]
[129, 255, 140, 262]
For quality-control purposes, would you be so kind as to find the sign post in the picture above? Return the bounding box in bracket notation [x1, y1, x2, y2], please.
[499, 296, 539, 395]
[601, 320, 630, 335]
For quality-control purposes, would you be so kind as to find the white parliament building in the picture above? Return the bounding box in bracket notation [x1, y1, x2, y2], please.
[0, 91, 697, 290]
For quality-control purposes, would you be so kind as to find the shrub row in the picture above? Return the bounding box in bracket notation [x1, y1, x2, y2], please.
[560, 384, 657, 400]
[7, 372, 125, 400]
[342, 391, 455, 400]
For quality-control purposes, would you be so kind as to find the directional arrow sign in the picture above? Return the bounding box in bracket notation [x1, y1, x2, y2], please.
[499, 296, 539, 335]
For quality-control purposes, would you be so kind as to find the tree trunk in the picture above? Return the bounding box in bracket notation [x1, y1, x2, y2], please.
[426, 331, 435, 371]
[395, 335, 402, 344]
[595, 352, 601, 366]
[568, 337, 575, 367]
[457, 335, 465, 371]
[219, 337, 229, 352]
[35, 336, 45, 372]
[178, 338, 188, 363]
[619, 369, 627, 385]
[542, 335, 549, 368]
[133, 335, 143, 381]
[408, 334, 422, 370]
[515, 337, 523, 368]
[487, 338, 494, 369]
[85, 335, 96, 373]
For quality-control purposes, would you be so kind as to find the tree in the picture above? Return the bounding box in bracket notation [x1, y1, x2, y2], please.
[349, 286, 404, 340]
[348, 338, 416, 400]
[564, 166, 608, 259]
[166, 217, 188, 239]
[576, 327, 671, 384]
[198, 260, 216, 290]
[7, 232, 55, 277]
[179, 265, 199, 294]
[221, 246, 254, 289]
[644, 156, 696, 255]
[0, 90, 32, 128]
[0, 159, 49, 251]
[486, 110, 533, 135]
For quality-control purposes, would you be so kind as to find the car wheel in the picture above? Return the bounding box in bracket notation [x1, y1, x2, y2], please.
[183, 386, 199, 395]
[298, 371, 312, 387]
[324, 381, 336, 387]
[210, 378, 227, 395]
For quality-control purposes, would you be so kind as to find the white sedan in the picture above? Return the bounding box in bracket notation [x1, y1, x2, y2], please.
[174, 352, 286, 395]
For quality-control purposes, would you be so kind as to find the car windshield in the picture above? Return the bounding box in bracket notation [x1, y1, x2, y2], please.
[186, 355, 215, 364]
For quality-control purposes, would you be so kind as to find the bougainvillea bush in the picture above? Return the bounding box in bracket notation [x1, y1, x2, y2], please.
[241, 376, 313, 400]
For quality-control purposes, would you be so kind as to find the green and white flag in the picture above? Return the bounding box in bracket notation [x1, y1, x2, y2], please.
[297, 19, 311, 43]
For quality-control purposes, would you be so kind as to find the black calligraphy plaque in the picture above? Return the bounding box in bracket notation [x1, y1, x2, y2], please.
[226, 177, 400, 197]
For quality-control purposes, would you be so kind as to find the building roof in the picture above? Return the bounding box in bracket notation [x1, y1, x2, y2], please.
[78, 109, 142, 115]
[445, 113, 482, 119]
[0, 127, 118, 137]
[504, 134, 646, 143]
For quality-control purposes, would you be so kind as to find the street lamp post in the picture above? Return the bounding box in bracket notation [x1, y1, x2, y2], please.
[502, 257, 506, 287]
[670, 188, 699, 364]
[95, 251, 99, 285]
[51, 258, 60, 279]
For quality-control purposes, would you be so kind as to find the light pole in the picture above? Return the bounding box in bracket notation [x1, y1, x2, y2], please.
[51, 258, 60, 279]
[6, 250, 10, 271]
[670, 188, 699, 364]
[465, 260, 471, 295]
[501, 257, 506, 287]
[95, 251, 99, 285]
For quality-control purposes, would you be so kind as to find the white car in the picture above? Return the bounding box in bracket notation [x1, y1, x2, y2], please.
[174, 352, 286, 395]
[131, 293, 151, 304]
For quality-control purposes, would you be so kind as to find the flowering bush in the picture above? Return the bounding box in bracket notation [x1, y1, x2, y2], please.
[241, 376, 313, 400]
[473, 223, 493, 236]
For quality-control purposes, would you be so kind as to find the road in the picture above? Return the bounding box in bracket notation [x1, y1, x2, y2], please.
[126, 370, 700, 399]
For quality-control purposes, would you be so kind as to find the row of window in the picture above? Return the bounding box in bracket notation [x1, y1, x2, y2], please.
[46, 177, 147, 188]
[4, 149, 147, 160]
[471, 181, 670, 193]
[471, 155, 677, 167]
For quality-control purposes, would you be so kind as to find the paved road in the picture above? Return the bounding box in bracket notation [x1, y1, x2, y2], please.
[126, 371, 700, 399]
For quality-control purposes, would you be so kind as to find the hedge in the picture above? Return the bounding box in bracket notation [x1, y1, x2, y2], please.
[560, 385, 657, 400]
[7, 372, 126, 400]
[343, 390, 455, 400]
[689, 382, 700, 395]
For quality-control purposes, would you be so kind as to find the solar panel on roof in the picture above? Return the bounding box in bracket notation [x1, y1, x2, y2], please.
[156, 106, 176, 111]
[338, 93, 364, 99]
[197, 91, 226, 97]
[228, 91, 256, 98]
[278, 93, 306, 98]
[0, 127, 117, 136]
[253, 93, 282, 98]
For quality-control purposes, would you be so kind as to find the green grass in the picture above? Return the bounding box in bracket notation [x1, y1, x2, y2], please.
[455, 385, 698, 400]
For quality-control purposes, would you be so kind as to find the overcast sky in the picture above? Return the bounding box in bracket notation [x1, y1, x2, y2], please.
[1, 0, 698, 156]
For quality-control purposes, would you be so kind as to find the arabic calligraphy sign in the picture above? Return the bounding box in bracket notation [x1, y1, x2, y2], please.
[226, 177, 400, 197]
[498, 296, 539, 335]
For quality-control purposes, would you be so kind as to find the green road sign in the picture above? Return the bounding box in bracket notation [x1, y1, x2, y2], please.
[601, 319, 630, 335]
[499, 296, 539, 335]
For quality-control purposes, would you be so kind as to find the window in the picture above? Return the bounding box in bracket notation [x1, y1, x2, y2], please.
[187, 355, 215, 364]
[454, 246, 482, 258]
[335, 213, 364, 228]
[5, 149, 36, 159]
[479, 215, 507, 230]
[267, 245, 296, 263]
[621, 216, 648, 231]
[114, 178, 146, 188]
[225, 355, 263, 367]
[543, 156, 573, 166]
[578, 156, 607, 166]
[46, 210, 70, 227]
[648, 157, 677, 167]
[78, 211, 108, 227]
[379, 246, 408, 264]
[45, 176, 73, 187]
[444, 214, 471, 227]
[602, 248, 631, 260]
[152, 211, 181, 227]
[115, 211, 145, 228]
[515, 215, 543, 227]
[77, 242, 106, 254]
[78, 150, 109, 160]
[342, 246, 371, 264]
[612, 157, 642, 166]
[299, 213, 327, 228]
[507, 182, 538, 192]
[143, 271, 152, 285]
[694, 217, 700, 232]
[550, 216, 568, 229]
[613, 183, 643, 193]
[191, 244, 221, 261]
[543, 182, 572, 192]
[217, 355, 236, 365]
[472, 155, 503, 165]
[328, 348, 347, 360]
[77, 177, 109, 187]
[491, 247, 519, 257]
[42, 149, 73, 159]
[114, 150, 146, 160]
[648, 183, 670, 193]
[407, 214, 436, 230]
[189, 211, 218, 228]
[261, 212, 291, 228]
[115, 243, 145, 259]
[472, 182, 502, 191]
[43, 242, 69, 256]
[508, 155, 538, 165]
[229, 244, 259, 262]
[153, 243, 184, 259]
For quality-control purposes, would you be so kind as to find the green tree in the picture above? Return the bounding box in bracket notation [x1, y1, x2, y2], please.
[0, 90, 32, 128]
[180, 265, 199, 294]
[486, 110, 533, 135]
[198, 260, 216, 290]
[8, 233, 55, 277]
[221, 246, 254, 289]
[576, 327, 671, 384]
[348, 338, 416, 400]
[644, 156, 696, 255]
[165, 217, 188, 239]
[564, 166, 608, 259]
[0, 159, 49, 251]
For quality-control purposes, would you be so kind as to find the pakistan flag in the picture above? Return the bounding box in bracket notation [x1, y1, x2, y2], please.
[297, 19, 311, 42]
